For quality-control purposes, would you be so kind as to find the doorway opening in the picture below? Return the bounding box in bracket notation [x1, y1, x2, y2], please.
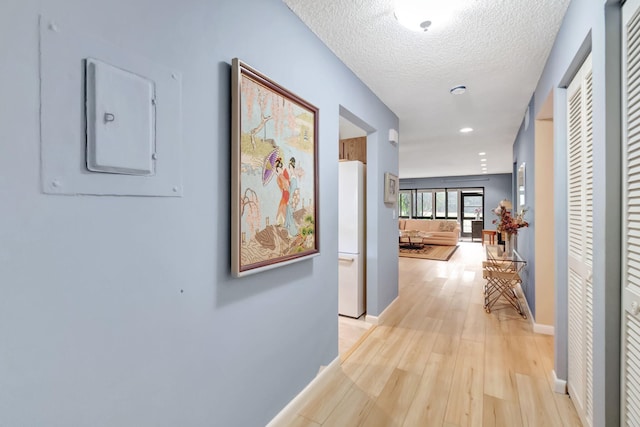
[337, 112, 373, 356]
[398, 187, 485, 241]
[534, 90, 555, 335]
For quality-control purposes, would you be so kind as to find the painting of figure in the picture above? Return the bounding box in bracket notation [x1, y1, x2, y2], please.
[231, 59, 319, 277]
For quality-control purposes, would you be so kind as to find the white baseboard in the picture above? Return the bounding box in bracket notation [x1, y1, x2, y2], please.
[365, 295, 399, 325]
[533, 323, 555, 335]
[552, 369, 568, 394]
[266, 356, 340, 427]
[517, 284, 554, 336]
[364, 314, 379, 325]
[518, 284, 535, 328]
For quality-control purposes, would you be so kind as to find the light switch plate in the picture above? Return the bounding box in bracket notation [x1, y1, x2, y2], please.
[86, 58, 155, 176]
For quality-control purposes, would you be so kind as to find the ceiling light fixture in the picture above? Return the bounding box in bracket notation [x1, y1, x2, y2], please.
[394, 0, 462, 33]
[478, 152, 486, 156]
[395, 6, 432, 32]
[450, 85, 466, 95]
[460, 127, 473, 133]
[394, 0, 461, 32]
[480, 158, 487, 162]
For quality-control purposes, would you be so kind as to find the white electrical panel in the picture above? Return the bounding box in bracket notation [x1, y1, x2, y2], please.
[39, 17, 183, 197]
[85, 59, 155, 176]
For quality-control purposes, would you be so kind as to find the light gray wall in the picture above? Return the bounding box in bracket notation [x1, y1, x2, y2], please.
[0, 0, 399, 425]
[518, 0, 622, 424]
[512, 99, 536, 317]
[399, 173, 513, 225]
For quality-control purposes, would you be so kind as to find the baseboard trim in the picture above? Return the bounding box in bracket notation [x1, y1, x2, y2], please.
[364, 314, 379, 325]
[517, 284, 555, 336]
[266, 356, 341, 427]
[518, 284, 535, 329]
[533, 323, 555, 335]
[552, 369, 568, 394]
[365, 295, 399, 325]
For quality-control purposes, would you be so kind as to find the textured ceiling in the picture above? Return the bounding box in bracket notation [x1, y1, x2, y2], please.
[283, 0, 570, 178]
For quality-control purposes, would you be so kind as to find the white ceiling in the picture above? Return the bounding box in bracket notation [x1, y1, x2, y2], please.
[283, 0, 570, 178]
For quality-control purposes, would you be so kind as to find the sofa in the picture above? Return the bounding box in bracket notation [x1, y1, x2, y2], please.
[399, 219, 460, 246]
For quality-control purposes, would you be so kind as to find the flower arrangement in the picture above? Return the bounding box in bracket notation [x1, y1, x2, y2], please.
[492, 200, 529, 235]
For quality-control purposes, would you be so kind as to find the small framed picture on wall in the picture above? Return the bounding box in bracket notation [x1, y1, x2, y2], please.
[384, 172, 399, 204]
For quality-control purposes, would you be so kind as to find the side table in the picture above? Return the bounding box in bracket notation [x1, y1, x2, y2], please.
[482, 229, 497, 246]
[471, 220, 483, 242]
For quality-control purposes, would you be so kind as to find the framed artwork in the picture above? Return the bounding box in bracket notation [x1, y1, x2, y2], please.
[231, 58, 319, 277]
[384, 172, 399, 204]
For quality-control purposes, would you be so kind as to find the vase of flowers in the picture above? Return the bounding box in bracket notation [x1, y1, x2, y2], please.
[492, 200, 528, 255]
[504, 232, 513, 255]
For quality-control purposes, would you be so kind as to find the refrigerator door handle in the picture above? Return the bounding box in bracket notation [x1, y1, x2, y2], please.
[338, 256, 355, 263]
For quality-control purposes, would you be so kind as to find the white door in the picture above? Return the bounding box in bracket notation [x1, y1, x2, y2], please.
[566, 52, 594, 427]
[622, 1, 640, 424]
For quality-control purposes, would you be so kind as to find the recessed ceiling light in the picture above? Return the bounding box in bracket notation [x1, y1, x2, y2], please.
[480, 158, 487, 162]
[460, 127, 473, 133]
[478, 152, 486, 156]
[483, 171, 488, 174]
[450, 85, 466, 95]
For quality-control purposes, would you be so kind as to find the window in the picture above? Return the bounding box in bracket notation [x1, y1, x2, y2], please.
[435, 191, 446, 218]
[399, 187, 483, 236]
[463, 195, 483, 218]
[415, 190, 433, 218]
[398, 190, 412, 217]
[461, 193, 483, 234]
[447, 190, 459, 219]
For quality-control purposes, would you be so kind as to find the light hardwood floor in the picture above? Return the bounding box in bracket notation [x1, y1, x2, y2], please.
[339, 315, 374, 357]
[276, 242, 582, 426]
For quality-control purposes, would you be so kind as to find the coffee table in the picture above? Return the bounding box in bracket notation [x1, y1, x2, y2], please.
[399, 230, 431, 249]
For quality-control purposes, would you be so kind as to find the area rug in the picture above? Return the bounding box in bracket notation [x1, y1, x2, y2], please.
[399, 244, 459, 261]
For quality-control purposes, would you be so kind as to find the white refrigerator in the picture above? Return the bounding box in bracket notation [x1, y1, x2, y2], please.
[338, 160, 365, 318]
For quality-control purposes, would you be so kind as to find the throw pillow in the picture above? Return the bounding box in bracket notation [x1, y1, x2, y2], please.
[439, 221, 455, 232]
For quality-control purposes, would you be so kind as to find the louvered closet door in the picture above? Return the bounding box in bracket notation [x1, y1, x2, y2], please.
[566, 52, 594, 427]
[622, 0, 640, 425]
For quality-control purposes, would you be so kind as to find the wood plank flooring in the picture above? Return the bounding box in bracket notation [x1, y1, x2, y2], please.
[339, 315, 374, 358]
[275, 242, 582, 426]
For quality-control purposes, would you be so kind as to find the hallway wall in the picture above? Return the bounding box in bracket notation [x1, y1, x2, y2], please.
[0, 1, 399, 425]
[512, 101, 536, 317]
[511, 0, 622, 424]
